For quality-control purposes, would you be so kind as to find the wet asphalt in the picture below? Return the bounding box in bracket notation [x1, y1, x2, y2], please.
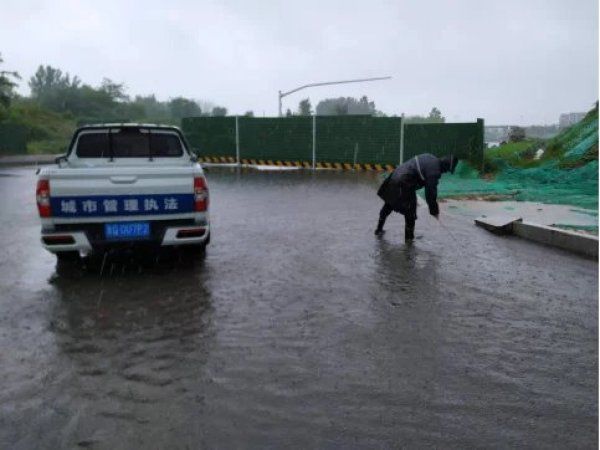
[0, 165, 597, 449]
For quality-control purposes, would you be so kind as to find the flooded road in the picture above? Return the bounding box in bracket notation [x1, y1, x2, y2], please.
[0, 166, 597, 448]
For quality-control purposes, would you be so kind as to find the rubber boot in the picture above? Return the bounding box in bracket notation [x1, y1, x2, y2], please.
[374, 218, 385, 236]
[404, 226, 415, 242]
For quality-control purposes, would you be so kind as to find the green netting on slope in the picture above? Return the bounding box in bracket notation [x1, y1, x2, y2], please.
[433, 108, 598, 211]
[563, 119, 598, 161]
[436, 161, 598, 210]
[552, 111, 597, 153]
[544, 107, 598, 168]
[500, 161, 598, 210]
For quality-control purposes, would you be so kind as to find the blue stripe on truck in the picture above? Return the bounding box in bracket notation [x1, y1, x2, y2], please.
[50, 193, 195, 217]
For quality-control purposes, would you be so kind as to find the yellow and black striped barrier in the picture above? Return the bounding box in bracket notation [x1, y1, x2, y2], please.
[198, 156, 395, 172]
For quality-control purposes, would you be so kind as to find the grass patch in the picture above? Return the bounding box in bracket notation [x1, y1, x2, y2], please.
[2, 99, 76, 154]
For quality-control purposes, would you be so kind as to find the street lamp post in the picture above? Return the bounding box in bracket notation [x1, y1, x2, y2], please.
[278, 76, 392, 116]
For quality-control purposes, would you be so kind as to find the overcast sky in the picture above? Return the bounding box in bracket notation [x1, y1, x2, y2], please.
[1, 0, 597, 124]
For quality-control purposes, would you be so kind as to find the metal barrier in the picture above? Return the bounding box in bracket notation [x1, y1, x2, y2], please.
[182, 116, 484, 169]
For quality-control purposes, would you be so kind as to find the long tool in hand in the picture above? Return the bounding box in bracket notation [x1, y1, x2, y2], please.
[435, 217, 461, 245]
[418, 197, 467, 253]
[433, 216, 473, 259]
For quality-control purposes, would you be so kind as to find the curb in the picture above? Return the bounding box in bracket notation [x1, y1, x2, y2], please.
[475, 216, 598, 259]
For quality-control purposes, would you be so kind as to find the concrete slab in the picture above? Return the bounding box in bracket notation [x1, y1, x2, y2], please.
[444, 199, 597, 234]
[474, 215, 598, 258]
[513, 221, 599, 259]
[474, 216, 522, 235]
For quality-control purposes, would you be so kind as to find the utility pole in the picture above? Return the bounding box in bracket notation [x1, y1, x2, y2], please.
[278, 91, 282, 118]
[235, 115, 240, 165]
[312, 114, 316, 169]
[278, 76, 392, 117]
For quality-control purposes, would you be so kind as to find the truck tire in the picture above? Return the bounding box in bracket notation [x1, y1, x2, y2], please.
[181, 232, 210, 259]
[56, 251, 80, 262]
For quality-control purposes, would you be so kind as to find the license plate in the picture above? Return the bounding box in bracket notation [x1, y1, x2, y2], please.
[105, 222, 150, 240]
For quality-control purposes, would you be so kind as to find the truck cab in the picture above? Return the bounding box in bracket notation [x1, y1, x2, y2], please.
[36, 124, 210, 260]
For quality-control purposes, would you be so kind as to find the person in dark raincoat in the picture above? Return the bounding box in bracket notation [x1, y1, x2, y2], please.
[375, 153, 459, 240]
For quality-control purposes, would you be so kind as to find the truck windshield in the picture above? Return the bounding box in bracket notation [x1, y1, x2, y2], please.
[75, 129, 184, 158]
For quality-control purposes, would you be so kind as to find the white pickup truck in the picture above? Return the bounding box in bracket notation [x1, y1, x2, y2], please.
[36, 124, 210, 260]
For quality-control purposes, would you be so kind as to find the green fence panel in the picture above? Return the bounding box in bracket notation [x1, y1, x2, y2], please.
[182, 116, 484, 166]
[239, 117, 312, 162]
[0, 123, 28, 154]
[315, 116, 401, 164]
[182, 117, 236, 157]
[404, 119, 484, 164]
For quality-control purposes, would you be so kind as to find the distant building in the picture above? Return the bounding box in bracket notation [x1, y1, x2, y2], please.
[559, 112, 586, 128]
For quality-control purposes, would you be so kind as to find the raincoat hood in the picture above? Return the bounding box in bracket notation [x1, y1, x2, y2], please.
[440, 155, 459, 174]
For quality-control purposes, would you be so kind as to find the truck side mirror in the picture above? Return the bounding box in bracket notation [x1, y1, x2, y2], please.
[55, 155, 67, 166]
[190, 148, 201, 162]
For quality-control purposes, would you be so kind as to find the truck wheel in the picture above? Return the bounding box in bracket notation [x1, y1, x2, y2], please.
[56, 251, 80, 262]
[181, 233, 209, 260]
[182, 243, 207, 257]
[188, 231, 210, 252]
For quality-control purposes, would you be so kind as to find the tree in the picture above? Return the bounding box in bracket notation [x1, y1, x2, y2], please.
[285, 108, 292, 117]
[28, 65, 82, 112]
[244, 110, 254, 117]
[100, 78, 128, 102]
[334, 102, 349, 115]
[0, 53, 20, 108]
[297, 98, 312, 116]
[316, 96, 377, 116]
[428, 107, 444, 122]
[196, 100, 216, 116]
[357, 95, 376, 114]
[168, 97, 202, 119]
[509, 126, 526, 142]
[29, 65, 80, 98]
[130, 95, 170, 120]
[211, 106, 227, 116]
[405, 107, 446, 124]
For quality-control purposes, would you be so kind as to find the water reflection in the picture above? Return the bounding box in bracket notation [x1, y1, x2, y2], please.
[46, 253, 215, 432]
